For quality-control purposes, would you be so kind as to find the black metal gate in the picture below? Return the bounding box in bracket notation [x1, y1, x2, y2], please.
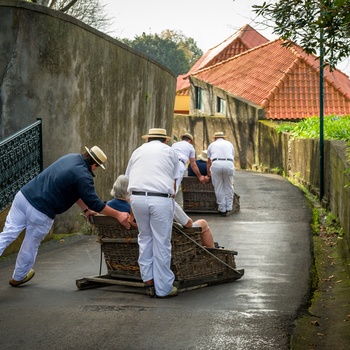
[0, 119, 43, 211]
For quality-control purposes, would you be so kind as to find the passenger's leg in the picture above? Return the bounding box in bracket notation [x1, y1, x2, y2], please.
[195, 219, 214, 248]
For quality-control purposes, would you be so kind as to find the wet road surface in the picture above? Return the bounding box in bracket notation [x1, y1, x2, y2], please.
[0, 170, 312, 350]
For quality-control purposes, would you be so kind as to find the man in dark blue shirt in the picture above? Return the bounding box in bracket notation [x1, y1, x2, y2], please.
[0, 146, 130, 287]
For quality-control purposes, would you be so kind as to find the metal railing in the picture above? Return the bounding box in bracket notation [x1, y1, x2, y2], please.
[0, 119, 43, 211]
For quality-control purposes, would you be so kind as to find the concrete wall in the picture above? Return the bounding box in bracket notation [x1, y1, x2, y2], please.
[257, 121, 290, 173]
[257, 121, 350, 245]
[0, 1, 176, 237]
[327, 141, 350, 239]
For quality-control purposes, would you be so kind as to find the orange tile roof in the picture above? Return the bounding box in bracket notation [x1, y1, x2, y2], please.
[189, 24, 269, 74]
[192, 39, 350, 120]
[176, 74, 188, 92]
[176, 24, 269, 93]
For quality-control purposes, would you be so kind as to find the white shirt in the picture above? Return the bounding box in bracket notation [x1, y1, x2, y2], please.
[173, 202, 190, 225]
[126, 140, 180, 195]
[207, 138, 235, 160]
[171, 140, 195, 163]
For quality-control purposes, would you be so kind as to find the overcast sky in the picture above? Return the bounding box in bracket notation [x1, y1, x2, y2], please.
[100, 0, 350, 77]
[100, 0, 277, 51]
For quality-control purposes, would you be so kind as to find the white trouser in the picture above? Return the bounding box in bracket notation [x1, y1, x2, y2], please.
[0, 191, 54, 280]
[130, 195, 175, 297]
[210, 160, 235, 212]
[175, 162, 186, 194]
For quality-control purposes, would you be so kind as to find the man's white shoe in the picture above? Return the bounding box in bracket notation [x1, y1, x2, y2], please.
[9, 269, 35, 287]
[156, 286, 178, 298]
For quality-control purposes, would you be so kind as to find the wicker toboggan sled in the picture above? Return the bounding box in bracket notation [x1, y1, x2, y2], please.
[76, 215, 244, 293]
[181, 177, 240, 213]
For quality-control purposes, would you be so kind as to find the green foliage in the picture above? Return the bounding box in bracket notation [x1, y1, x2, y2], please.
[119, 30, 203, 76]
[311, 207, 321, 235]
[325, 212, 344, 236]
[313, 206, 344, 237]
[297, 183, 344, 237]
[160, 30, 203, 67]
[253, 0, 350, 70]
[276, 115, 350, 141]
[270, 167, 284, 175]
[275, 123, 295, 133]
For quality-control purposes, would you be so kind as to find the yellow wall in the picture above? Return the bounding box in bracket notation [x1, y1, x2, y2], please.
[174, 95, 190, 114]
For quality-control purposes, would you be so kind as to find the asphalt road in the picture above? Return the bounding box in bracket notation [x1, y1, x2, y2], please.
[0, 170, 312, 350]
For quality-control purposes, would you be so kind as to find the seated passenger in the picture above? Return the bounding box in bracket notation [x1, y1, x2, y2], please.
[107, 175, 136, 226]
[107, 175, 131, 212]
[187, 150, 209, 178]
[174, 202, 219, 248]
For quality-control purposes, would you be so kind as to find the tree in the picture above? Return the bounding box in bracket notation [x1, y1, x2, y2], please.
[253, 0, 350, 199]
[253, 0, 350, 70]
[160, 30, 203, 67]
[120, 31, 203, 76]
[26, 0, 112, 32]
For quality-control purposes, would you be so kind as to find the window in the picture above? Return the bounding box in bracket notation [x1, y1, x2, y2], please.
[217, 97, 226, 114]
[195, 86, 204, 110]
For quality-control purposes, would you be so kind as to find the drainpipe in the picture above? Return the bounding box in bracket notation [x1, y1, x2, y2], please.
[319, 28, 324, 201]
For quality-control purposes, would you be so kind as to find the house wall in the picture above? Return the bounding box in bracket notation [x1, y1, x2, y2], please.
[258, 122, 350, 245]
[174, 94, 189, 114]
[184, 77, 261, 169]
[0, 1, 176, 240]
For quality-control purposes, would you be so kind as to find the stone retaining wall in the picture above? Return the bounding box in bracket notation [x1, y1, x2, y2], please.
[0, 0, 176, 240]
[258, 121, 350, 245]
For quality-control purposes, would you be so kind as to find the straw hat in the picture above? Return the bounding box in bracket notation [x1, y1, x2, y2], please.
[180, 132, 194, 142]
[142, 128, 171, 140]
[85, 146, 107, 169]
[213, 131, 226, 139]
[197, 150, 208, 162]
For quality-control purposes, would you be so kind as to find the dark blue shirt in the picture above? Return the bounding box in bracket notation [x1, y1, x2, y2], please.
[106, 198, 131, 213]
[21, 153, 106, 219]
[187, 160, 207, 176]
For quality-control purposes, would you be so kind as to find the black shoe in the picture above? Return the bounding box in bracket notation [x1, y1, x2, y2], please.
[144, 284, 155, 298]
[214, 242, 225, 249]
[218, 211, 227, 216]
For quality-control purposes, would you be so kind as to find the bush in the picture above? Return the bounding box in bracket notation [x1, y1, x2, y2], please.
[276, 115, 350, 141]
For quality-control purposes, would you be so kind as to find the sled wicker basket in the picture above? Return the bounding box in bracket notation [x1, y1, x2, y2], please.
[181, 177, 240, 214]
[89, 216, 243, 288]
